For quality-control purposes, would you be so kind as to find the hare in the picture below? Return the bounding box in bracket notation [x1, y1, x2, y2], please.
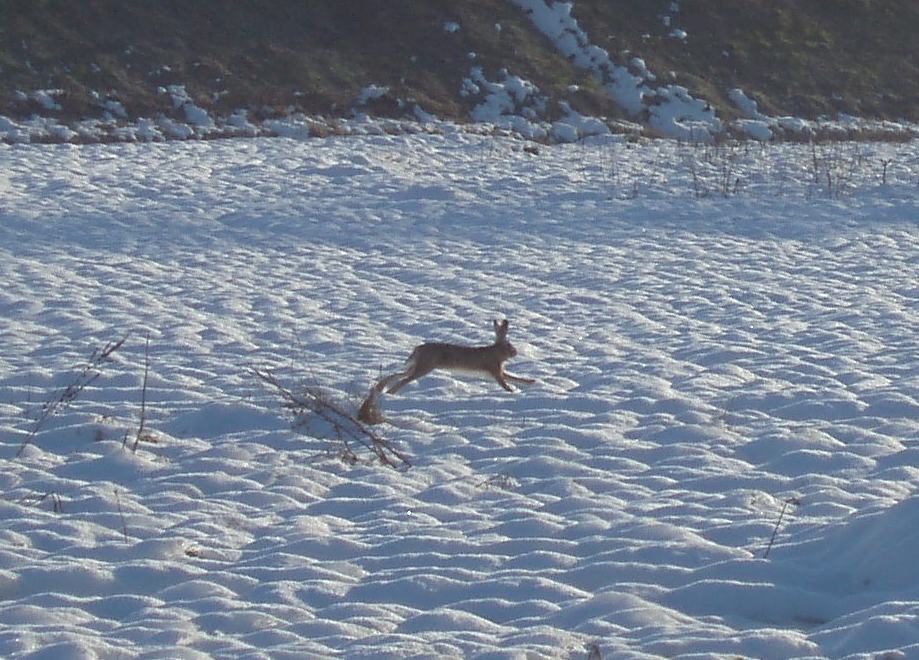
[382, 320, 535, 394]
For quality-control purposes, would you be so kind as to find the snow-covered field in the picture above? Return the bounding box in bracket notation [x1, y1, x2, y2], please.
[1, 132, 917, 659]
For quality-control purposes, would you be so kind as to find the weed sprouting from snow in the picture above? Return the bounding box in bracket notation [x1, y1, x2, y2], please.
[874, 156, 895, 186]
[477, 473, 519, 490]
[806, 141, 876, 198]
[764, 496, 802, 559]
[18, 490, 64, 513]
[682, 139, 748, 198]
[594, 136, 645, 199]
[114, 488, 129, 542]
[128, 331, 155, 453]
[17, 334, 129, 458]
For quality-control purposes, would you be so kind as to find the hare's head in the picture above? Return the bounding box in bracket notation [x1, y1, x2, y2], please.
[493, 319, 518, 359]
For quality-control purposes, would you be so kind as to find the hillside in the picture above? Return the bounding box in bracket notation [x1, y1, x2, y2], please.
[2, 0, 918, 140]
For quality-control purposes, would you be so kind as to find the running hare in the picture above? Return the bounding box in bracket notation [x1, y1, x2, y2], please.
[383, 320, 535, 394]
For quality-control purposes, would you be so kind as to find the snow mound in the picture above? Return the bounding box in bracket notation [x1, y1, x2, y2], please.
[0, 133, 916, 658]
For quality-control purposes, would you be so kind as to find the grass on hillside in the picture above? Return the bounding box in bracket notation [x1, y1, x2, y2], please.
[1, 0, 916, 126]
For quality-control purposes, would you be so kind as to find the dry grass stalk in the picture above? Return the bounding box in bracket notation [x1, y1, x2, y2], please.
[19, 491, 64, 513]
[17, 334, 128, 458]
[131, 332, 152, 453]
[114, 488, 129, 542]
[764, 496, 802, 558]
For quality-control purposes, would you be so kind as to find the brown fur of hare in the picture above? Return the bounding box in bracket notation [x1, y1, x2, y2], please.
[382, 320, 535, 394]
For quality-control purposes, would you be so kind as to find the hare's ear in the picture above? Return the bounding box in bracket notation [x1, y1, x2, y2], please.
[494, 319, 509, 341]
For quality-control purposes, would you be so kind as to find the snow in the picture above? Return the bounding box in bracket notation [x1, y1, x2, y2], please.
[1, 132, 918, 658]
[730, 88, 767, 121]
[466, 67, 549, 139]
[512, 0, 720, 140]
[355, 85, 390, 106]
[736, 119, 774, 141]
[31, 90, 64, 112]
[511, 0, 647, 116]
[152, 85, 218, 137]
[101, 99, 128, 120]
[225, 110, 259, 137]
[647, 86, 721, 141]
[550, 121, 580, 143]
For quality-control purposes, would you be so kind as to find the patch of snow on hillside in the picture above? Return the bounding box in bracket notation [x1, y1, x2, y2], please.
[33, 89, 64, 111]
[648, 85, 721, 140]
[727, 88, 914, 140]
[510, 0, 646, 115]
[23, 116, 77, 142]
[552, 100, 611, 142]
[226, 110, 259, 136]
[101, 99, 129, 120]
[735, 119, 774, 141]
[0, 116, 29, 142]
[413, 104, 438, 124]
[163, 84, 216, 131]
[129, 117, 165, 142]
[730, 88, 768, 120]
[511, 0, 720, 139]
[156, 115, 195, 139]
[356, 84, 390, 106]
[664, 0, 688, 40]
[630, 56, 655, 81]
[466, 67, 549, 139]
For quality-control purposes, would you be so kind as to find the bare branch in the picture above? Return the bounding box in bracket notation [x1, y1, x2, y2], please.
[252, 368, 411, 469]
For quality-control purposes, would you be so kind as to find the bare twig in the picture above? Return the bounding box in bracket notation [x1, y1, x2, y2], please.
[17, 334, 129, 458]
[252, 368, 411, 469]
[764, 497, 801, 558]
[586, 641, 602, 660]
[880, 157, 894, 185]
[132, 332, 151, 453]
[476, 474, 518, 491]
[114, 488, 129, 542]
[19, 491, 64, 513]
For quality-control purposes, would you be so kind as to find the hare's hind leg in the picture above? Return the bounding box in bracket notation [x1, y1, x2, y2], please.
[504, 372, 536, 385]
[385, 352, 419, 395]
[386, 361, 436, 394]
[386, 374, 415, 394]
[373, 372, 403, 393]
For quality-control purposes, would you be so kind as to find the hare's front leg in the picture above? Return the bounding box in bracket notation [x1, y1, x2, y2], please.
[493, 372, 515, 392]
